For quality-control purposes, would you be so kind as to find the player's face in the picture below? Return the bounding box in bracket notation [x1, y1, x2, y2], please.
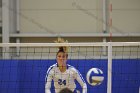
[56, 52, 67, 66]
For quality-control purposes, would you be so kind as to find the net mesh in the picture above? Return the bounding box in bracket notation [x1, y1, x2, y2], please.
[0, 42, 140, 93]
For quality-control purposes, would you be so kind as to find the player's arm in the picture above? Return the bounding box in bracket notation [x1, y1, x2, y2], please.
[45, 67, 53, 93]
[76, 74, 87, 93]
[73, 68, 87, 93]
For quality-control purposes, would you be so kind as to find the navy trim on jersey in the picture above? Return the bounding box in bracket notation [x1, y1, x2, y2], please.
[76, 68, 86, 83]
[45, 63, 57, 82]
[45, 63, 85, 83]
[46, 63, 69, 82]
[69, 65, 86, 83]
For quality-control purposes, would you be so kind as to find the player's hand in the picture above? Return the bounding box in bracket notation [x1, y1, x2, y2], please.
[74, 90, 80, 93]
[76, 90, 80, 93]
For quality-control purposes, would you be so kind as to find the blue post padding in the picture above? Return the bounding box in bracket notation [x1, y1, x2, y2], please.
[0, 59, 139, 93]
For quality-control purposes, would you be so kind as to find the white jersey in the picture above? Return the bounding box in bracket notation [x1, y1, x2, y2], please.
[45, 63, 87, 93]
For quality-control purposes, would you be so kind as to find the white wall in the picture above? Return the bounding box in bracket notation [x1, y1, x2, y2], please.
[112, 0, 140, 33]
[0, 8, 2, 27]
[20, 0, 103, 34]
[1, 0, 140, 43]
[0, 0, 2, 27]
[19, 0, 140, 35]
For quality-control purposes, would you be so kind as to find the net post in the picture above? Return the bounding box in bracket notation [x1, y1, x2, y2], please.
[2, 46, 10, 59]
[2, 0, 10, 59]
[107, 42, 112, 93]
[16, 38, 20, 57]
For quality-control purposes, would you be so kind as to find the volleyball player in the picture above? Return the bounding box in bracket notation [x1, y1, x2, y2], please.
[45, 38, 87, 93]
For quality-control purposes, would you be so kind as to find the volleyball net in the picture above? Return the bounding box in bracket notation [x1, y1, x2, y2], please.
[0, 42, 140, 93]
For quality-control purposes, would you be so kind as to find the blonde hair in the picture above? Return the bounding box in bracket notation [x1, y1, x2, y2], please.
[54, 37, 69, 53]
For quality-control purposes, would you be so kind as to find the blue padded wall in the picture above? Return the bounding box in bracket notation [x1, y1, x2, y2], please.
[0, 59, 139, 93]
[112, 59, 140, 93]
